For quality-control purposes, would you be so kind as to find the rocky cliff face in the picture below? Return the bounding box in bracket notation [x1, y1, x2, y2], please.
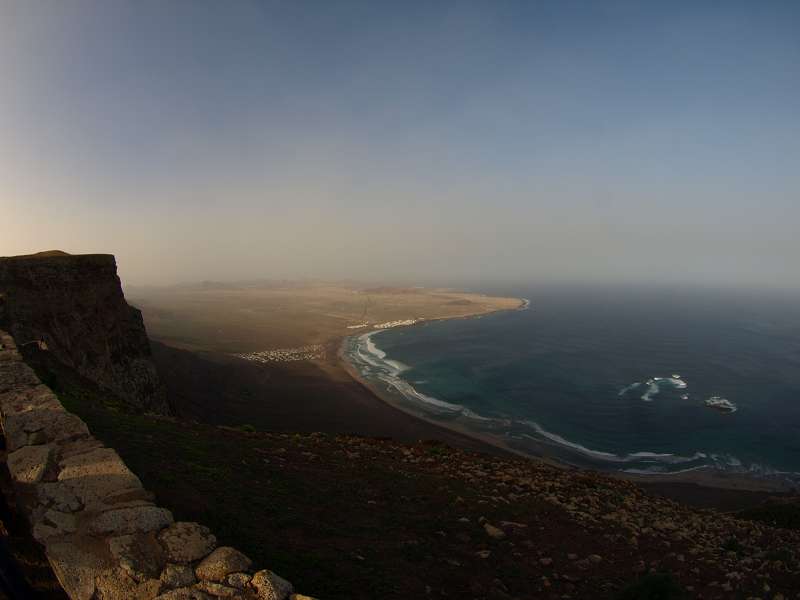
[0, 251, 169, 414]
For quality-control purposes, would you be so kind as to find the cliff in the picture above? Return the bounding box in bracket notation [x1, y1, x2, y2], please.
[0, 252, 169, 414]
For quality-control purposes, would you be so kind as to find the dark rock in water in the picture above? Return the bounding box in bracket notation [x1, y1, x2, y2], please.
[0, 251, 170, 414]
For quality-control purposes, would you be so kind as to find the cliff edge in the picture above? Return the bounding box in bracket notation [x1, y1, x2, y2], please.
[0, 252, 169, 415]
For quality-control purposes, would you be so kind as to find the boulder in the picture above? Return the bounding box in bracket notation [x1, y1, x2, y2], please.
[251, 569, 293, 600]
[57, 447, 144, 509]
[154, 587, 214, 600]
[483, 522, 506, 539]
[161, 564, 198, 589]
[109, 533, 166, 581]
[94, 567, 162, 600]
[7, 444, 53, 483]
[158, 522, 217, 563]
[47, 540, 111, 600]
[195, 581, 241, 597]
[3, 405, 89, 451]
[89, 506, 173, 536]
[195, 547, 252, 582]
[226, 573, 252, 589]
[0, 384, 60, 417]
[32, 509, 78, 542]
[36, 481, 82, 513]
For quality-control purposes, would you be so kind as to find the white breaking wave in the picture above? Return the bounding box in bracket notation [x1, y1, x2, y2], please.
[377, 374, 465, 413]
[617, 382, 641, 396]
[618, 376, 688, 401]
[519, 420, 708, 465]
[705, 396, 738, 413]
[384, 359, 410, 373]
[624, 465, 708, 475]
[362, 332, 386, 360]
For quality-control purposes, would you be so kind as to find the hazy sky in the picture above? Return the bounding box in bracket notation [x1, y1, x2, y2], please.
[2, 1, 798, 287]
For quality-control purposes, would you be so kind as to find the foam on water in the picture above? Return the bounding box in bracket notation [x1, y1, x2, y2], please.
[618, 376, 688, 402]
[705, 396, 738, 413]
[617, 382, 641, 397]
[519, 420, 709, 466]
[363, 332, 386, 360]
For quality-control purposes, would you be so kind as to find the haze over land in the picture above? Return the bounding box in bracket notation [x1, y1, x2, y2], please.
[2, 1, 799, 289]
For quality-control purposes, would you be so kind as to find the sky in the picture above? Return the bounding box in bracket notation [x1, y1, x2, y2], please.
[1, 1, 799, 288]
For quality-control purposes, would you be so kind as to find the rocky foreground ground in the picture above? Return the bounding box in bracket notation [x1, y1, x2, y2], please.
[9, 348, 800, 600]
[56, 399, 800, 600]
[235, 431, 800, 599]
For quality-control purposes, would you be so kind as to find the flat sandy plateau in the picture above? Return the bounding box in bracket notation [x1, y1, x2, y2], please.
[131, 281, 523, 456]
[128, 282, 522, 353]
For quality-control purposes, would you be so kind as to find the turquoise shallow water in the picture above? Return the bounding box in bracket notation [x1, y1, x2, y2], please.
[343, 284, 800, 485]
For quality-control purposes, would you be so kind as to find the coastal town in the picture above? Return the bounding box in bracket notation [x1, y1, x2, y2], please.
[373, 318, 420, 329]
[236, 344, 326, 363]
[236, 319, 422, 364]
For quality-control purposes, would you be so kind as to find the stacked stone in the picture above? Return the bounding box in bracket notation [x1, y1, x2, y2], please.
[0, 329, 310, 600]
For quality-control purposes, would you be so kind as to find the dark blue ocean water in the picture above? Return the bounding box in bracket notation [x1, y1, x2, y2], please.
[344, 284, 800, 483]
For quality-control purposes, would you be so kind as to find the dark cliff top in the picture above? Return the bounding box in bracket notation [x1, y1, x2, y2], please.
[7, 250, 72, 258]
[2, 250, 114, 261]
[0, 252, 120, 287]
[0, 252, 116, 268]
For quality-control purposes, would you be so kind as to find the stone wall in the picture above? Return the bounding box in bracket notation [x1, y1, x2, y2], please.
[0, 252, 169, 414]
[0, 328, 308, 600]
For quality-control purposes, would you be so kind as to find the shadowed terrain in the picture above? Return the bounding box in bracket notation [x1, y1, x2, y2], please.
[20, 348, 800, 600]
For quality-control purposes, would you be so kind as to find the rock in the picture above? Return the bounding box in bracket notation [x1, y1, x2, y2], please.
[32, 509, 78, 542]
[226, 573, 251, 589]
[653, 520, 677, 532]
[195, 581, 241, 597]
[36, 482, 82, 512]
[109, 533, 166, 581]
[0, 384, 60, 416]
[94, 567, 162, 600]
[250, 570, 293, 600]
[476, 550, 492, 559]
[89, 506, 173, 536]
[58, 436, 107, 461]
[159, 522, 217, 563]
[46, 541, 109, 600]
[58, 447, 144, 510]
[161, 564, 197, 589]
[3, 406, 89, 452]
[155, 587, 213, 600]
[540, 558, 553, 567]
[499, 521, 527, 529]
[483, 523, 506, 539]
[588, 554, 603, 563]
[7, 444, 53, 483]
[195, 547, 252, 582]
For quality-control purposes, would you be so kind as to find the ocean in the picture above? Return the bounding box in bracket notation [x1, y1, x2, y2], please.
[343, 284, 800, 485]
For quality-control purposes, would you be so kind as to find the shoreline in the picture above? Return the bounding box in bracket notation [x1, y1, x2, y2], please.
[334, 304, 796, 496]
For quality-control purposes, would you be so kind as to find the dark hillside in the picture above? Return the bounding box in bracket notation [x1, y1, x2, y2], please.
[23, 349, 800, 600]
